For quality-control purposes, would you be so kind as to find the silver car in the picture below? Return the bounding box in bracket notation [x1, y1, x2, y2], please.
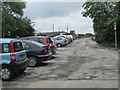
[52, 36, 67, 47]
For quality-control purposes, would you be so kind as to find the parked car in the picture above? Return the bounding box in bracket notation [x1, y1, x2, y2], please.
[52, 36, 67, 47]
[20, 36, 56, 55]
[67, 35, 73, 43]
[22, 40, 52, 67]
[59, 35, 73, 44]
[0, 38, 29, 81]
[57, 35, 69, 44]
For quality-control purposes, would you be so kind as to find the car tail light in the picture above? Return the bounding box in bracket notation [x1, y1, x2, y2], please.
[62, 39, 66, 42]
[10, 41, 16, 62]
[10, 41, 14, 53]
[50, 44, 54, 48]
[44, 49, 49, 54]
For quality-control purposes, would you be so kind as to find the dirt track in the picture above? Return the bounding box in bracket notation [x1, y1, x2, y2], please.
[2, 38, 118, 88]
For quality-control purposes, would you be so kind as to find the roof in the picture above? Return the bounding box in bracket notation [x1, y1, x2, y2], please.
[37, 31, 68, 37]
[20, 36, 49, 39]
[0, 38, 17, 43]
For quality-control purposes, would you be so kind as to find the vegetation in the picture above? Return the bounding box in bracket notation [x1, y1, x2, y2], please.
[2, 2, 35, 38]
[70, 30, 75, 35]
[82, 2, 120, 47]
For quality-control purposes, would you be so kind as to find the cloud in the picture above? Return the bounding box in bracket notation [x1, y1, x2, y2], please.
[24, 2, 94, 34]
[24, 2, 84, 19]
[32, 10, 93, 34]
[24, 0, 86, 2]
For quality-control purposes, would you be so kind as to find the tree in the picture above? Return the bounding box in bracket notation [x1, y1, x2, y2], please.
[70, 30, 75, 35]
[82, 2, 120, 45]
[2, 2, 35, 38]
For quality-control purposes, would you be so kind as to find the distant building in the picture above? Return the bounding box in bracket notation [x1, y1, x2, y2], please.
[86, 33, 94, 37]
[77, 33, 94, 38]
[35, 31, 69, 37]
[78, 34, 86, 38]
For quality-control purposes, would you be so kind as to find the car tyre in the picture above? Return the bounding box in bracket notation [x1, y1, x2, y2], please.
[20, 68, 26, 73]
[51, 49, 56, 55]
[28, 57, 38, 67]
[1, 65, 14, 81]
[57, 43, 61, 47]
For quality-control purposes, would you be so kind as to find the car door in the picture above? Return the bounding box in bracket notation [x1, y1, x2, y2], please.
[13, 41, 27, 62]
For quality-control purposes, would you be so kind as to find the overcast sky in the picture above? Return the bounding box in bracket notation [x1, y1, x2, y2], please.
[23, 2, 94, 34]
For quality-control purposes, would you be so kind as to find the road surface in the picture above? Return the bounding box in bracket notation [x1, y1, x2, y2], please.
[2, 38, 119, 88]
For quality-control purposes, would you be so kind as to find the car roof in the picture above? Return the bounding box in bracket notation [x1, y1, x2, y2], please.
[0, 38, 18, 43]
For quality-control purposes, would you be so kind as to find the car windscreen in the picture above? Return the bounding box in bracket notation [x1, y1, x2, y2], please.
[30, 41, 45, 47]
[46, 38, 53, 43]
[13, 41, 24, 52]
[52, 38, 57, 40]
[58, 37, 64, 40]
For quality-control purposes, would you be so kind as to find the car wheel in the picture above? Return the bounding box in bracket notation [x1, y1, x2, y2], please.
[57, 43, 61, 47]
[50, 48, 56, 55]
[28, 57, 38, 67]
[1, 66, 14, 81]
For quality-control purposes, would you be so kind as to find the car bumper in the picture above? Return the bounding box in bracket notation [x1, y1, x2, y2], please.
[37, 53, 52, 61]
[51, 48, 56, 55]
[10, 58, 29, 73]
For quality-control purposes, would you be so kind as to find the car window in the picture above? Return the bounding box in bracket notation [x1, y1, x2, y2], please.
[57, 37, 63, 40]
[53, 38, 57, 40]
[46, 38, 53, 43]
[38, 38, 43, 43]
[61, 36, 66, 38]
[13, 41, 24, 52]
[22, 42, 30, 49]
[0, 43, 10, 53]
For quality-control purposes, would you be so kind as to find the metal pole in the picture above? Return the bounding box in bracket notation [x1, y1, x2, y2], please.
[53, 24, 54, 33]
[60, 20, 62, 32]
[58, 27, 60, 32]
[115, 29, 117, 48]
[67, 24, 68, 33]
[114, 22, 117, 49]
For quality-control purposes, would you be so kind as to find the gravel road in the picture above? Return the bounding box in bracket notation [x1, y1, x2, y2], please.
[2, 38, 118, 88]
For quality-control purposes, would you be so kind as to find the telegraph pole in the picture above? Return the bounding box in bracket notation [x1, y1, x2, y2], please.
[58, 27, 60, 32]
[67, 24, 68, 33]
[114, 22, 117, 49]
[53, 24, 54, 33]
[60, 20, 62, 32]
